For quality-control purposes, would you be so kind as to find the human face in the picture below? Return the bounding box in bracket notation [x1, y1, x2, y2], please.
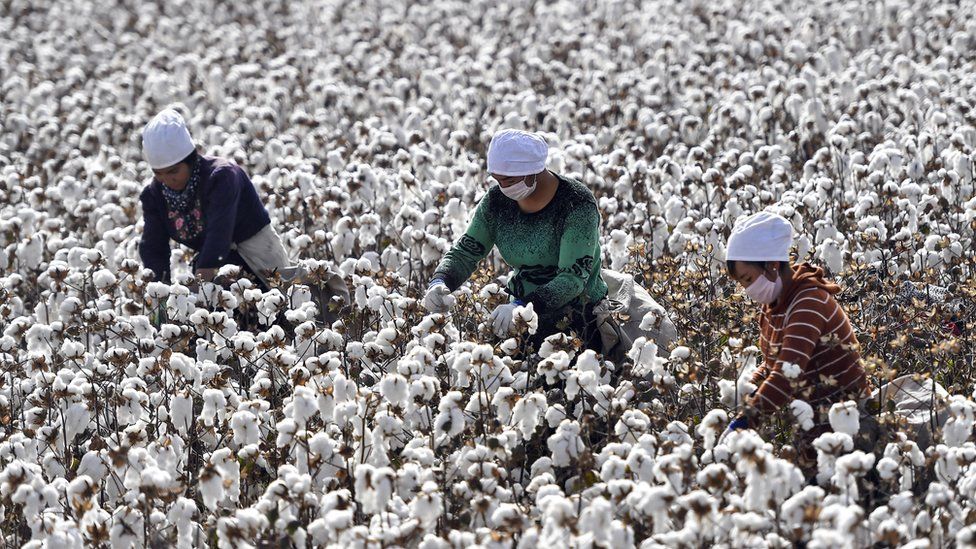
[728, 261, 780, 290]
[153, 162, 191, 191]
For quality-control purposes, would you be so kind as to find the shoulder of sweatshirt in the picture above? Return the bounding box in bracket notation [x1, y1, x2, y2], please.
[784, 286, 836, 319]
[201, 155, 246, 182]
[553, 173, 598, 208]
[139, 179, 161, 203]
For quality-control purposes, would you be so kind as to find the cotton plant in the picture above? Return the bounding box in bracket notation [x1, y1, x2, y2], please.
[2, 0, 976, 545]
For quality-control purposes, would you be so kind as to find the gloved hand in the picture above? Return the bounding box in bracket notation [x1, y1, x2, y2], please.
[423, 279, 455, 313]
[490, 300, 525, 337]
[727, 417, 749, 432]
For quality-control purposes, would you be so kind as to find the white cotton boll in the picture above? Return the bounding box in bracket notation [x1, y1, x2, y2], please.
[627, 337, 670, 384]
[828, 401, 859, 436]
[512, 302, 539, 335]
[200, 389, 227, 427]
[60, 340, 85, 360]
[63, 403, 91, 441]
[718, 377, 757, 408]
[354, 465, 395, 515]
[537, 351, 571, 385]
[942, 396, 976, 447]
[92, 269, 116, 290]
[832, 451, 875, 500]
[782, 362, 802, 380]
[661, 421, 694, 447]
[434, 391, 465, 439]
[167, 497, 199, 549]
[547, 420, 584, 467]
[697, 409, 729, 451]
[277, 418, 298, 448]
[290, 385, 318, 428]
[791, 400, 815, 431]
[576, 350, 601, 374]
[512, 392, 547, 439]
[171, 393, 194, 434]
[67, 474, 97, 512]
[877, 457, 899, 481]
[410, 481, 443, 531]
[37, 517, 85, 548]
[545, 404, 567, 429]
[608, 229, 633, 270]
[669, 346, 690, 361]
[615, 409, 652, 444]
[17, 234, 44, 270]
[380, 373, 409, 408]
[813, 432, 854, 485]
[491, 387, 516, 423]
[199, 466, 225, 511]
[638, 307, 666, 332]
[140, 465, 176, 494]
[230, 410, 260, 447]
[579, 497, 613, 545]
[781, 485, 826, 530]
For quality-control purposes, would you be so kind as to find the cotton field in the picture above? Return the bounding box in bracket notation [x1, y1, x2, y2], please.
[2, 0, 976, 547]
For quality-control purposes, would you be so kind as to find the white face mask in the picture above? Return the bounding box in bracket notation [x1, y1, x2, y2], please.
[496, 174, 537, 201]
[744, 272, 783, 304]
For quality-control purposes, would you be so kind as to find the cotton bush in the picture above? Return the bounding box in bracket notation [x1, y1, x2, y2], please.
[1, 0, 976, 546]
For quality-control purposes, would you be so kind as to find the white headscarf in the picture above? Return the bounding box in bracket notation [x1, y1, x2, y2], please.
[142, 109, 195, 170]
[487, 129, 549, 176]
[726, 211, 793, 262]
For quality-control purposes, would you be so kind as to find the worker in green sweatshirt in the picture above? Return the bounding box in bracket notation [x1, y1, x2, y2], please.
[424, 129, 608, 351]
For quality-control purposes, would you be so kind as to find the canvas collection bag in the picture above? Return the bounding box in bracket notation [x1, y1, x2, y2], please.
[234, 225, 350, 322]
[594, 269, 678, 362]
[868, 374, 948, 449]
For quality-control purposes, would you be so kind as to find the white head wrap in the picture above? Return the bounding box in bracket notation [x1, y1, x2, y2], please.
[487, 129, 549, 176]
[726, 211, 794, 262]
[142, 109, 195, 170]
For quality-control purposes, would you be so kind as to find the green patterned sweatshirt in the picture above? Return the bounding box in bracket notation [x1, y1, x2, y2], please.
[433, 174, 608, 315]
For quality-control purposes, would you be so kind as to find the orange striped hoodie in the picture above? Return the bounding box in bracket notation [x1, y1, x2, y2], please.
[750, 263, 867, 413]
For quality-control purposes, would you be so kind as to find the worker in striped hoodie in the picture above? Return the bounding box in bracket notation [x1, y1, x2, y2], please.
[724, 212, 867, 465]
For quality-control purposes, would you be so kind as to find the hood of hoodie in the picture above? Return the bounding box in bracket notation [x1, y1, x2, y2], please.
[767, 263, 841, 314]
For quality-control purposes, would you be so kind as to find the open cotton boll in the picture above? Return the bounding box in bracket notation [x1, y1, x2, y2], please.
[433, 391, 465, 440]
[942, 396, 976, 447]
[511, 392, 547, 439]
[380, 373, 409, 408]
[354, 465, 395, 515]
[828, 401, 859, 436]
[628, 337, 670, 383]
[230, 410, 260, 447]
[547, 420, 584, 467]
[200, 389, 227, 428]
[512, 302, 538, 335]
[718, 377, 758, 409]
[813, 432, 854, 485]
[832, 451, 875, 500]
[697, 409, 729, 452]
[790, 400, 815, 431]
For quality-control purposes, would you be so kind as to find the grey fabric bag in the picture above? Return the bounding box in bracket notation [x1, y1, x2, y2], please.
[594, 269, 678, 362]
[234, 225, 350, 323]
[867, 374, 949, 449]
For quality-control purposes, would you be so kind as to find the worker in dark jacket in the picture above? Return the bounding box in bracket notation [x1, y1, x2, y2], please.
[138, 108, 287, 287]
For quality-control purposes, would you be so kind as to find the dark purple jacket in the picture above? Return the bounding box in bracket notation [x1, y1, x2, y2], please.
[139, 156, 271, 282]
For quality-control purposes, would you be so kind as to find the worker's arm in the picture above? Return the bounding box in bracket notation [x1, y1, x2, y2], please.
[139, 190, 172, 283]
[751, 290, 830, 412]
[431, 194, 495, 289]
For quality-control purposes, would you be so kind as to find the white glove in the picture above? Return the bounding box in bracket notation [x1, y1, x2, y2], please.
[490, 302, 521, 337]
[423, 280, 455, 313]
